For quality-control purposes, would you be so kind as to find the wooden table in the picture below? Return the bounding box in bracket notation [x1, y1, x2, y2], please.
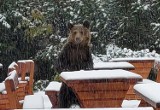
[59, 69, 142, 108]
[110, 58, 155, 100]
[94, 62, 134, 70]
[45, 81, 62, 108]
[110, 58, 155, 78]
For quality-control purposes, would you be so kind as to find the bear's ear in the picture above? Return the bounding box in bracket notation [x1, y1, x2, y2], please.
[68, 22, 74, 30]
[83, 20, 90, 29]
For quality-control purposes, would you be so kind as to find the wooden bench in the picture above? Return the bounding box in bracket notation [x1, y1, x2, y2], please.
[111, 58, 155, 100]
[45, 81, 62, 108]
[134, 83, 160, 110]
[0, 69, 28, 108]
[2, 70, 52, 109]
[0, 82, 9, 109]
[17, 60, 35, 95]
[8, 60, 35, 95]
[4, 70, 22, 109]
[7, 61, 28, 101]
[59, 69, 142, 108]
[6, 60, 35, 102]
[93, 62, 135, 70]
[8, 62, 19, 73]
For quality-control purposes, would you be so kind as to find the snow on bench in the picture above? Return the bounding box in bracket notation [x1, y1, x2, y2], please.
[134, 83, 160, 109]
[8, 62, 18, 73]
[45, 81, 62, 108]
[45, 81, 62, 92]
[93, 62, 134, 70]
[0, 83, 5, 93]
[23, 94, 52, 109]
[23, 95, 44, 109]
[0, 71, 19, 109]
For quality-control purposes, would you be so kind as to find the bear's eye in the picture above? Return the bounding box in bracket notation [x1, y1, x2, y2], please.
[73, 31, 77, 35]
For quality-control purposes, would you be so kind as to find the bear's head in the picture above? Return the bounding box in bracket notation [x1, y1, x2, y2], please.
[67, 20, 91, 46]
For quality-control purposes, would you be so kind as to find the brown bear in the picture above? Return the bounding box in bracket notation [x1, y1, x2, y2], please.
[55, 20, 93, 73]
[55, 21, 93, 108]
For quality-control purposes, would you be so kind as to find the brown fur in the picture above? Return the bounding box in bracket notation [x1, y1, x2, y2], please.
[67, 24, 91, 46]
[56, 21, 93, 108]
[55, 21, 93, 73]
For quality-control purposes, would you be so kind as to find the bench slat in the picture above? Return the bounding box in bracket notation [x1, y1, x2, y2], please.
[134, 83, 160, 109]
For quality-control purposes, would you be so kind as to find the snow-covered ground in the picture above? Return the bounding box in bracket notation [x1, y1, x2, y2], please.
[34, 90, 142, 108]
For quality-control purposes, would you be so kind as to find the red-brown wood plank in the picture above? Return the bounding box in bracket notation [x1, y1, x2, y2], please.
[77, 90, 127, 100]
[81, 99, 123, 108]
[72, 82, 129, 92]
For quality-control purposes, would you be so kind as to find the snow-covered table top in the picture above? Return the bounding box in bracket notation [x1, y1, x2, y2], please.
[45, 81, 62, 92]
[134, 83, 160, 108]
[110, 57, 155, 62]
[60, 69, 142, 82]
[94, 62, 134, 70]
[18, 60, 34, 63]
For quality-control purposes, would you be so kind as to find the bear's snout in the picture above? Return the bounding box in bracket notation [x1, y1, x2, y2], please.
[75, 37, 82, 44]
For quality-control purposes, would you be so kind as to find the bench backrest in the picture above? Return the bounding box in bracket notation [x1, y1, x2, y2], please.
[17, 60, 34, 79]
[5, 70, 21, 109]
[8, 62, 19, 73]
[17, 60, 34, 94]
[8, 61, 27, 80]
[17, 61, 27, 80]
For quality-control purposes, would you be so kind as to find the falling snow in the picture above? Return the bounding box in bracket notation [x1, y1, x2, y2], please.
[1, 0, 160, 108]
[0, 14, 11, 28]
